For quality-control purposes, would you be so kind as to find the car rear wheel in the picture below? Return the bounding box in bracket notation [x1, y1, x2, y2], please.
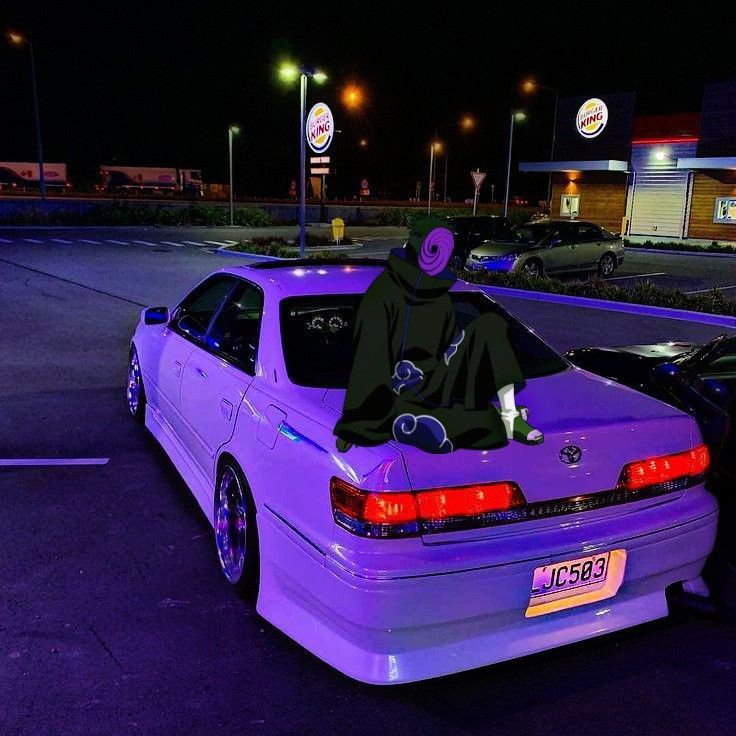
[523, 258, 543, 277]
[598, 253, 616, 277]
[214, 461, 259, 598]
[127, 346, 146, 423]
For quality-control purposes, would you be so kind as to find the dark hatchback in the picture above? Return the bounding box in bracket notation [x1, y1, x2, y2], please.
[446, 215, 510, 264]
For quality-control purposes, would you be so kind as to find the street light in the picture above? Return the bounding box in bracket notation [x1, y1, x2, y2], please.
[427, 141, 443, 213]
[522, 77, 559, 208]
[8, 30, 46, 200]
[504, 110, 526, 218]
[228, 124, 241, 226]
[426, 116, 476, 210]
[279, 62, 327, 257]
[341, 84, 365, 111]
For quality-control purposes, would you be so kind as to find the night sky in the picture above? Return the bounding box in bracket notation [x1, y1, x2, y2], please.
[2, 3, 733, 202]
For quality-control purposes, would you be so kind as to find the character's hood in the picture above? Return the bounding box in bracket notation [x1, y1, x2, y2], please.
[387, 248, 455, 302]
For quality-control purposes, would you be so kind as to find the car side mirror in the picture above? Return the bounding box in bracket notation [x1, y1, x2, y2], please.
[651, 361, 685, 388]
[144, 306, 169, 325]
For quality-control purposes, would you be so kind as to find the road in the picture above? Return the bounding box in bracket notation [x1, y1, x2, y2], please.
[2, 225, 736, 297]
[1, 235, 736, 736]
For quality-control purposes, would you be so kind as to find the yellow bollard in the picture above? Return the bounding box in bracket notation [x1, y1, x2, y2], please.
[331, 217, 345, 245]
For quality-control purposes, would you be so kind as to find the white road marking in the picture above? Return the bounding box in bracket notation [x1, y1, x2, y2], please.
[181, 240, 206, 246]
[24, 238, 43, 243]
[223, 240, 238, 245]
[161, 241, 185, 247]
[606, 272, 666, 281]
[80, 239, 101, 244]
[0, 457, 110, 467]
[51, 238, 72, 244]
[132, 240, 157, 246]
[106, 239, 129, 245]
[686, 284, 736, 294]
[0, 237, 13, 243]
[204, 240, 231, 246]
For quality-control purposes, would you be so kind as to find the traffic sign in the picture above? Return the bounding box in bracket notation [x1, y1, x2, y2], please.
[471, 170, 486, 190]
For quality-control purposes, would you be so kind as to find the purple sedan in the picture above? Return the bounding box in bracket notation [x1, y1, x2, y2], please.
[128, 259, 717, 684]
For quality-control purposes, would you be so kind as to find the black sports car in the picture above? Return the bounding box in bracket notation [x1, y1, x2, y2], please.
[565, 335, 736, 487]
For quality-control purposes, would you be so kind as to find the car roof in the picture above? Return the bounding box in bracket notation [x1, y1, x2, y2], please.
[215, 259, 484, 297]
[520, 219, 596, 227]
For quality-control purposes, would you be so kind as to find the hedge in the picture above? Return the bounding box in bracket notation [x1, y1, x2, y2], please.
[624, 238, 736, 255]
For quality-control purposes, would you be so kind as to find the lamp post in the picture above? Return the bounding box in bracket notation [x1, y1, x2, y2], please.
[426, 141, 442, 213]
[8, 31, 45, 200]
[522, 79, 559, 209]
[279, 63, 327, 258]
[228, 124, 240, 226]
[504, 110, 526, 218]
[426, 116, 475, 211]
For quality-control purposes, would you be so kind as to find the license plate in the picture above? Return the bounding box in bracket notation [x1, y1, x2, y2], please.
[525, 549, 627, 618]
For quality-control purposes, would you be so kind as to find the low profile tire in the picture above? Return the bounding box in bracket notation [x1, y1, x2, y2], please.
[127, 346, 146, 424]
[598, 252, 616, 278]
[214, 461, 260, 599]
[523, 258, 543, 277]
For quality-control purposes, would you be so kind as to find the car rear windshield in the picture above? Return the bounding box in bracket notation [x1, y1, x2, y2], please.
[280, 292, 567, 388]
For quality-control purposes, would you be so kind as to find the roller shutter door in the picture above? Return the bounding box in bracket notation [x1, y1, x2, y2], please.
[629, 170, 691, 238]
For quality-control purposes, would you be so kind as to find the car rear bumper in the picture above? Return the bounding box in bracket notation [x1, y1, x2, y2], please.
[257, 487, 717, 684]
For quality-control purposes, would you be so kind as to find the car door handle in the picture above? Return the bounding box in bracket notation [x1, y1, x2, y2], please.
[220, 399, 233, 421]
[195, 367, 207, 380]
[173, 360, 182, 377]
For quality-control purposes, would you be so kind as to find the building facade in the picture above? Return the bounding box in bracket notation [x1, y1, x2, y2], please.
[521, 82, 736, 242]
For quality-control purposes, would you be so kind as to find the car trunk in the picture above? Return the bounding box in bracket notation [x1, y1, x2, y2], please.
[323, 367, 697, 538]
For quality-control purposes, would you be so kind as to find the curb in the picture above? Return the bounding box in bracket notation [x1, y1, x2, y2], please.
[628, 247, 736, 260]
[481, 284, 736, 328]
[212, 248, 293, 261]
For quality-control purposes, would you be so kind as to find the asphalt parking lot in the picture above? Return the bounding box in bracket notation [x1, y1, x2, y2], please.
[2, 234, 736, 736]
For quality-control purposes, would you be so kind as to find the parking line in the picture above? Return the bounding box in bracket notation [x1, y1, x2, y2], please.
[0, 237, 13, 243]
[51, 238, 73, 244]
[80, 239, 101, 245]
[204, 240, 231, 246]
[181, 240, 206, 246]
[161, 241, 185, 247]
[132, 240, 157, 246]
[0, 457, 110, 466]
[686, 284, 736, 294]
[606, 272, 666, 281]
[24, 238, 43, 243]
[105, 239, 129, 245]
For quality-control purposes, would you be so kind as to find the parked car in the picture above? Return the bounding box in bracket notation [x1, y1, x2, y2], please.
[565, 336, 736, 487]
[128, 259, 716, 684]
[466, 220, 624, 277]
[446, 215, 510, 267]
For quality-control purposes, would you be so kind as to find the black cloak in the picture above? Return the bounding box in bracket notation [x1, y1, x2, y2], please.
[333, 247, 525, 454]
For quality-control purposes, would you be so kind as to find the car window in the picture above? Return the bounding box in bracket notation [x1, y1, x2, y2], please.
[576, 224, 601, 242]
[174, 276, 234, 342]
[694, 337, 736, 385]
[204, 280, 263, 374]
[280, 292, 567, 388]
[509, 223, 554, 244]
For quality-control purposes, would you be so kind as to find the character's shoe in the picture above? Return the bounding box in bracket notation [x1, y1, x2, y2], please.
[501, 409, 543, 445]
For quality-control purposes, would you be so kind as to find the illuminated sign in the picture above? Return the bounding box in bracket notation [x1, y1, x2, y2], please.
[576, 98, 608, 139]
[306, 102, 334, 154]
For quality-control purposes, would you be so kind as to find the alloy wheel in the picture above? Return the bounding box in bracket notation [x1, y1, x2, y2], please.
[215, 466, 248, 583]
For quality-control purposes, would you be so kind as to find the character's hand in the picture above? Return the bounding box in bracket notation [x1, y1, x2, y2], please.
[336, 438, 353, 453]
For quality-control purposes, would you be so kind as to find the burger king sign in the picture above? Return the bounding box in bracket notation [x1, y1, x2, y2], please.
[576, 98, 608, 139]
[306, 102, 334, 154]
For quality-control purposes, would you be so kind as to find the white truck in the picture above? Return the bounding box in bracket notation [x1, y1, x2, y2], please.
[99, 166, 203, 196]
[0, 162, 69, 189]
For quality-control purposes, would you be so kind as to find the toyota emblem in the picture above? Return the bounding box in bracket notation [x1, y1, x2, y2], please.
[559, 445, 582, 465]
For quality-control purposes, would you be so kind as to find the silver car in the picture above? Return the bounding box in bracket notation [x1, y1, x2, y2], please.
[466, 220, 625, 278]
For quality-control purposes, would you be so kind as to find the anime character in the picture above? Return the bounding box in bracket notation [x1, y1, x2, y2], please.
[333, 215, 543, 454]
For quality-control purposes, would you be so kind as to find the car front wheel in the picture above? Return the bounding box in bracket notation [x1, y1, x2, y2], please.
[214, 461, 259, 598]
[598, 253, 616, 277]
[523, 259, 543, 277]
[127, 346, 146, 423]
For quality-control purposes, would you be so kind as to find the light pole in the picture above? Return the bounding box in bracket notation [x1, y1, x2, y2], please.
[427, 116, 475, 210]
[522, 79, 559, 209]
[8, 31, 45, 200]
[504, 110, 526, 218]
[279, 63, 327, 258]
[228, 124, 240, 226]
[427, 141, 442, 213]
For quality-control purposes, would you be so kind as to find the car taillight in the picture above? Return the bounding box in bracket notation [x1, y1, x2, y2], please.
[330, 477, 526, 538]
[617, 444, 710, 492]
